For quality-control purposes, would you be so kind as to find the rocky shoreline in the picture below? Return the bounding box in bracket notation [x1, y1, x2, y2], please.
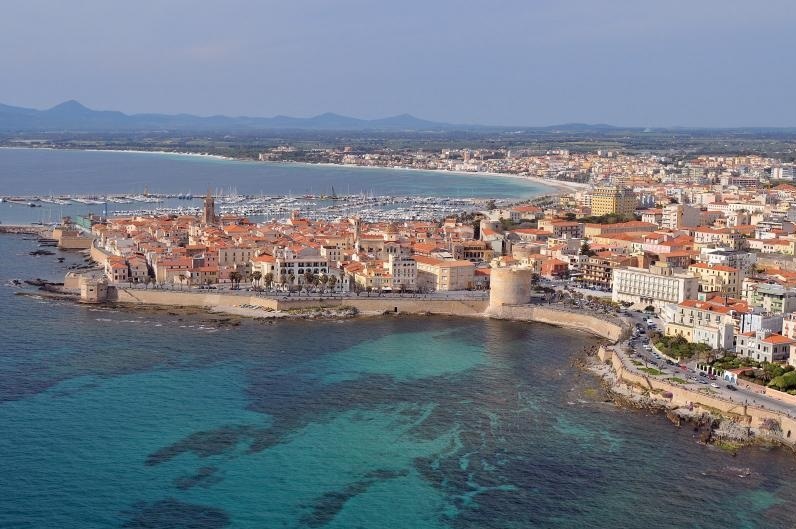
[576, 347, 794, 455]
[15, 287, 362, 322]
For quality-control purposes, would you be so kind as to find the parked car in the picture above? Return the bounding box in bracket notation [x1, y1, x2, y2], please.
[726, 384, 737, 391]
[710, 383, 719, 388]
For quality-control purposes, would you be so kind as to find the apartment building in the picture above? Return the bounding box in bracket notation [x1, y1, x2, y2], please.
[579, 254, 636, 290]
[590, 186, 637, 217]
[414, 256, 475, 291]
[736, 330, 795, 363]
[663, 298, 738, 350]
[744, 281, 796, 314]
[661, 204, 700, 230]
[687, 263, 742, 296]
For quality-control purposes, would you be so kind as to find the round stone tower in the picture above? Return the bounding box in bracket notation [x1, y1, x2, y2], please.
[489, 267, 533, 313]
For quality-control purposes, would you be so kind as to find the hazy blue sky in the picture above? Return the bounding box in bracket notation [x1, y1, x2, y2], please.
[1, 0, 794, 127]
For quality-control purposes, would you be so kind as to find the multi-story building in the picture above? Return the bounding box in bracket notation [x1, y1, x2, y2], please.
[687, 263, 742, 296]
[744, 281, 796, 314]
[251, 247, 330, 287]
[590, 186, 637, 217]
[739, 311, 783, 335]
[783, 313, 796, 340]
[663, 298, 738, 350]
[661, 204, 700, 230]
[579, 254, 636, 290]
[692, 228, 745, 250]
[414, 256, 475, 291]
[736, 330, 795, 363]
[451, 240, 494, 263]
[105, 256, 129, 283]
[386, 252, 417, 292]
[699, 248, 756, 273]
[612, 261, 699, 310]
[537, 219, 585, 239]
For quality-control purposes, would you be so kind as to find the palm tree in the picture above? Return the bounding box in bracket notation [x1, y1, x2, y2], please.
[327, 275, 337, 293]
[177, 273, 186, 290]
[229, 271, 242, 289]
[264, 272, 274, 290]
[303, 271, 315, 290]
[252, 271, 262, 291]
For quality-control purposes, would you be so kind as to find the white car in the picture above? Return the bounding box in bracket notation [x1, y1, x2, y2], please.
[710, 383, 719, 388]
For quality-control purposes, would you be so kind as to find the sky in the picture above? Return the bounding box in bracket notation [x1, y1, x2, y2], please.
[1, 0, 795, 127]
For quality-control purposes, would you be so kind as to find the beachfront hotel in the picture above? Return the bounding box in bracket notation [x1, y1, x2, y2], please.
[612, 261, 699, 310]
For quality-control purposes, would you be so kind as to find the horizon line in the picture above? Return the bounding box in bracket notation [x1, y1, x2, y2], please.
[4, 98, 796, 131]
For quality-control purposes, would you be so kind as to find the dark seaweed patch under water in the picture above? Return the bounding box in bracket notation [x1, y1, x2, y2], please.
[2, 234, 796, 529]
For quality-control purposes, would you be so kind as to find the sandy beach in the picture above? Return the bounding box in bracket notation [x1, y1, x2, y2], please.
[0, 145, 234, 161]
[285, 161, 588, 194]
[2, 145, 586, 197]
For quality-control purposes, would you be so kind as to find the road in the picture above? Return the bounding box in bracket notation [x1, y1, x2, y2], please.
[623, 311, 796, 417]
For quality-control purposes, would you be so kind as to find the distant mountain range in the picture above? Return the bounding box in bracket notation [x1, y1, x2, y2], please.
[0, 100, 474, 132]
[1, 100, 794, 133]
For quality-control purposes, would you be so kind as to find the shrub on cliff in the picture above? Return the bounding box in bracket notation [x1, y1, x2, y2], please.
[768, 371, 796, 393]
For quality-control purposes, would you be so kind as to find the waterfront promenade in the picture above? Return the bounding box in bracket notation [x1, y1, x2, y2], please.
[599, 343, 796, 448]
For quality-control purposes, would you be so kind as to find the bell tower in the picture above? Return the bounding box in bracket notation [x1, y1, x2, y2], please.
[203, 189, 216, 225]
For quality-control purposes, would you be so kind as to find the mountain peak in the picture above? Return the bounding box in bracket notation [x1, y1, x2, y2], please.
[48, 100, 91, 113]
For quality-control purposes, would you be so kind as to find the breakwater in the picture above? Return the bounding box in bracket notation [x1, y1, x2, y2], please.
[0, 224, 52, 236]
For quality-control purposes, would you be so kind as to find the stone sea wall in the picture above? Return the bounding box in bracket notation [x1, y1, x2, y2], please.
[111, 288, 488, 316]
[111, 288, 627, 338]
[488, 304, 628, 342]
[597, 346, 796, 447]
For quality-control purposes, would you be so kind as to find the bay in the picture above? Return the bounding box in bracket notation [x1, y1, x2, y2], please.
[2, 235, 795, 529]
[0, 147, 548, 197]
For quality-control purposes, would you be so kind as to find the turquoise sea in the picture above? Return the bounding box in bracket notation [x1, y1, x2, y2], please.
[2, 235, 796, 529]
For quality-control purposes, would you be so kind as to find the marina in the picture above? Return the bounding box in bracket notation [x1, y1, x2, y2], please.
[1, 192, 509, 223]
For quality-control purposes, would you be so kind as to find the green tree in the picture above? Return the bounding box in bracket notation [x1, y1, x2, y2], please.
[769, 371, 796, 392]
